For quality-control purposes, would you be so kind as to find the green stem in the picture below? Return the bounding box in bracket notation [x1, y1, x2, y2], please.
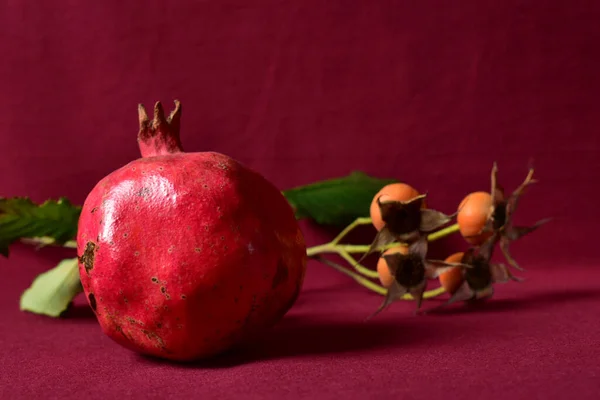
[331, 217, 372, 244]
[307, 242, 395, 257]
[338, 250, 379, 279]
[427, 223, 460, 241]
[315, 256, 386, 295]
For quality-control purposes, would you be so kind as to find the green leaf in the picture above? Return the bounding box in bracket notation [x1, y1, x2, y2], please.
[19, 257, 83, 318]
[282, 171, 398, 226]
[0, 197, 81, 257]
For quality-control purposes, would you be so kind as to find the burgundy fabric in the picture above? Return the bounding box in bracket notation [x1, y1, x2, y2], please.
[1, 1, 599, 399]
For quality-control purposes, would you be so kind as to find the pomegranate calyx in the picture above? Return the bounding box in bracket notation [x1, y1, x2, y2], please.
[137, 100, 183, 158]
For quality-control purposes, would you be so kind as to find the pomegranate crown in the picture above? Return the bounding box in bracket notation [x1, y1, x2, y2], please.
[137, 100, 183, 158]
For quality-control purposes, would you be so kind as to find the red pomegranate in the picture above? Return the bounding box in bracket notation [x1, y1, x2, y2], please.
[77, 100, 306, 362]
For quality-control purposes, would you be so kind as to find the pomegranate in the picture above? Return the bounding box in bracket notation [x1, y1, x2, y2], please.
[76, 100, 306, 361]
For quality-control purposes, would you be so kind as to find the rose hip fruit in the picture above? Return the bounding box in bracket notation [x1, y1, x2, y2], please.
[438, 252, 465, 294]
[369, 183, 424, 231]
[457, 191, 494, 245]
[76, 100, 306, 362]
[376, 245, 409, 287]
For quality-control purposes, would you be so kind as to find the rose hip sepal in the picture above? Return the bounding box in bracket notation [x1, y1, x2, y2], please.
[360, 194, 454, 262]
[365, 236, 469, 319]
[472, 163, 551, 271]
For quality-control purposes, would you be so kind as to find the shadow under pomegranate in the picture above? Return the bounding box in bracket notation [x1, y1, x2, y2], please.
[134, 315, 425, 368]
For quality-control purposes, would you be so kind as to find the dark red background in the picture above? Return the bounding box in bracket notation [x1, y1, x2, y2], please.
[1, 1, 599, 399]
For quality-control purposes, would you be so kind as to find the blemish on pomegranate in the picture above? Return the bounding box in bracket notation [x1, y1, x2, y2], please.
[134, 251, 140, 256]
[116, 325, 128, 339]
[123, 233, 129, 238]
[160, 286, 166, 293]
[80, 241, 97, 275]
[158, 166, 164, 171]
[194, 247, 201, 253]
[180, 294, 186, 299]
[156, 322, 162, 328]
[271, 258, 289, 289]
[88, 293, 97, 312]
[220, 236, 225, 241]
[132, 167, 136, 171]
[203, 184, 208, 189]
[167, 245, 175, 253]
[91, 207, 98, 214]
[141, 329, 167, 350]
[151, 277, 159, 283]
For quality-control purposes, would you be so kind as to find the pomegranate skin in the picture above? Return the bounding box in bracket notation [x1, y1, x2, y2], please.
[76, 102, 306, 362]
